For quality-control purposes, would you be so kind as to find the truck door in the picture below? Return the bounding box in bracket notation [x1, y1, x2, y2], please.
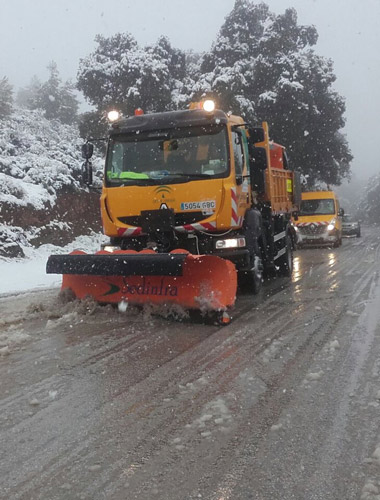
[231, 129, 250, 220]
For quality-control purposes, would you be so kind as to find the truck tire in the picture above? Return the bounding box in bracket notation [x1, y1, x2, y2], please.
[238, 254, 263, 294]
[239, 209, 264, 293]
[278, 233, 293, 277]
[289, 224, 298, 251]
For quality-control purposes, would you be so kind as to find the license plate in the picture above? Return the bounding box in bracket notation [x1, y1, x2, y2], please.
[180, 200, 216, 211]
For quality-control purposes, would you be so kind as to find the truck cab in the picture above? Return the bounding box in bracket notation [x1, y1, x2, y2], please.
[295, 190, 343, 247]
[77, 101, 299, 294]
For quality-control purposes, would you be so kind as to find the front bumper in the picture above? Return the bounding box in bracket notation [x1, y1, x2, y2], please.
[342, 226, 359, 235]
[297, 231, 338, 246]
[212, 248, 250, 270]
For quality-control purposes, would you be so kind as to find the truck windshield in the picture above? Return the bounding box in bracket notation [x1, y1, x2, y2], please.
[105, 124, 229, 186]
[299, 198, 336, 216]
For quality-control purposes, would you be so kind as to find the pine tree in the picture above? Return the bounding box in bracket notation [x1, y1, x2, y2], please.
[0, 77, 13, 118]
[36, 61, 61, 120]
[357, 174, 380, 223]
[16, 76, 42, 109]
[28, 62, 79, 124]
[59, 80, 79, 125]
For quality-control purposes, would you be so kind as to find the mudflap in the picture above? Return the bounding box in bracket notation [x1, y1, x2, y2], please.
[47, 249, 237, 313]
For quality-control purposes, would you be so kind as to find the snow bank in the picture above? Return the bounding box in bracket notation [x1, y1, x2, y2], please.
[0, 232, 107, 296]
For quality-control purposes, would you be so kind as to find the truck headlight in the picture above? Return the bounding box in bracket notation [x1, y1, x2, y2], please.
[327, 219, 336, 232]
[107, 110, 120, 122]
[103, 245, 121, 252]
[202, 99, 215, 112]
[215, 237, 246, 249]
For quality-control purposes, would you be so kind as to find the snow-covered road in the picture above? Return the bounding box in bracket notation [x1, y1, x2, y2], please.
[0, 228, 379, 500]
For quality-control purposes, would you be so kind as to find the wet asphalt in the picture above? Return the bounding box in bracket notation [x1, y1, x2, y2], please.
[1, 227, 380, 500]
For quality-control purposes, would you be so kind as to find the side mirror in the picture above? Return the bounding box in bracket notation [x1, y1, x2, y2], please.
[82, 159, 93, 186]
[81, 142, 94, 160]
[250, 147, 268, 171]
[249, 147, 267, 194]
[338, 208, 344, 217]
[293, 211, 299, 221]
[248, 127, 265, 143]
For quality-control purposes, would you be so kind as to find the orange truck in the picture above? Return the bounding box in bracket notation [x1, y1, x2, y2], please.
[47, 100, 300, 322]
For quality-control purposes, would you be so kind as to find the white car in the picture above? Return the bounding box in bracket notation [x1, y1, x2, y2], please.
[342, 215, 361, 237]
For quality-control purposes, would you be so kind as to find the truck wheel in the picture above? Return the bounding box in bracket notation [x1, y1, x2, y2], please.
[238, 255, 263, 294]
[357, 230, 361, 238]
[278, 234, 293, 276]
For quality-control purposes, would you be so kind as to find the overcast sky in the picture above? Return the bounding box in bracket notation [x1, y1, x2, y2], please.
[1, 0, 379, 181]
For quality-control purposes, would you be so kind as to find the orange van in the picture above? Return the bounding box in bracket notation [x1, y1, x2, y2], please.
[295, 191, 343, 247]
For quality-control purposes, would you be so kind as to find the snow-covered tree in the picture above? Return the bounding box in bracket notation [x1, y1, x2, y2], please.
[194, 0, 352, 185]
[58, 80, 79, 125]
[77, 33, 190, 137]
[77, 33, 189, 116]
[357, 174, 380, 223]
[0, 77, 13, 119]
[78, 110, 109, 151]
[28, 62, 79, 125]
[16, 76, 42, 109]
[35, 61, 61, 120]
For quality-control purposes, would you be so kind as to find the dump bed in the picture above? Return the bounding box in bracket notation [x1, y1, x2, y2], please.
[264, 167, 298, 213]
[253, 123, 300, 214]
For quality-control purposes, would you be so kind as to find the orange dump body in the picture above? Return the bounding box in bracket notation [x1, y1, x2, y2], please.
[59, 249, 237, 311]
[269, 142, 285, 169]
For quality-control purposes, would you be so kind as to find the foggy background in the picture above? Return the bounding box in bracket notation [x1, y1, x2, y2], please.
[1, 0, 379, 181]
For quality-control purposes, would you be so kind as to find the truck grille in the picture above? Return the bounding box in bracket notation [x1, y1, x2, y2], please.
[118, 211, 207, 227]
[298, 224, 327, 236]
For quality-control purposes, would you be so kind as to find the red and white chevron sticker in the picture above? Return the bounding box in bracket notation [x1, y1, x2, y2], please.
[175, 221, 217, 233]
[117, 226, 142, 237]
[296, 221, 329, 227]
[117, 221, 218, 237]
[230, 188, 243, 227]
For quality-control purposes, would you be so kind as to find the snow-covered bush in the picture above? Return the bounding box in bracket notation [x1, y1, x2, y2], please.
[0, 107, 103, 256]
[357, 174, 380, 223]
[0, 77, 13, 119]
[0, 107, 102, 207]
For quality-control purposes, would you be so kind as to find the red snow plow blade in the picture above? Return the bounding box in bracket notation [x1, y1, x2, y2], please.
[46, 249, 237, 312]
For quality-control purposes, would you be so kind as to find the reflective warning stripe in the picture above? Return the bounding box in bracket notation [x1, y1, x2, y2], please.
[296, 222, 328, 227]
[231, 188, 241, 227]
[274, 231, 286, 242]
[274, 247, 287, 260]
[175, 221, 217, 233]
[118, 221, 218, 237]
[117, 227, 142, 237]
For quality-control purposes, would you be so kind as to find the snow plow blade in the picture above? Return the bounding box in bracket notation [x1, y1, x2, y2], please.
[46, 249, 237, 311]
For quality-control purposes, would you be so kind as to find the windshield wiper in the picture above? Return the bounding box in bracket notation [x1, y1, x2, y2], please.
[167, 172, 213, 178]
[111, 179, 158, 187]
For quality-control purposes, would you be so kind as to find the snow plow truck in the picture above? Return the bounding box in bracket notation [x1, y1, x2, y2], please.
[47, 100, 301, 323]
